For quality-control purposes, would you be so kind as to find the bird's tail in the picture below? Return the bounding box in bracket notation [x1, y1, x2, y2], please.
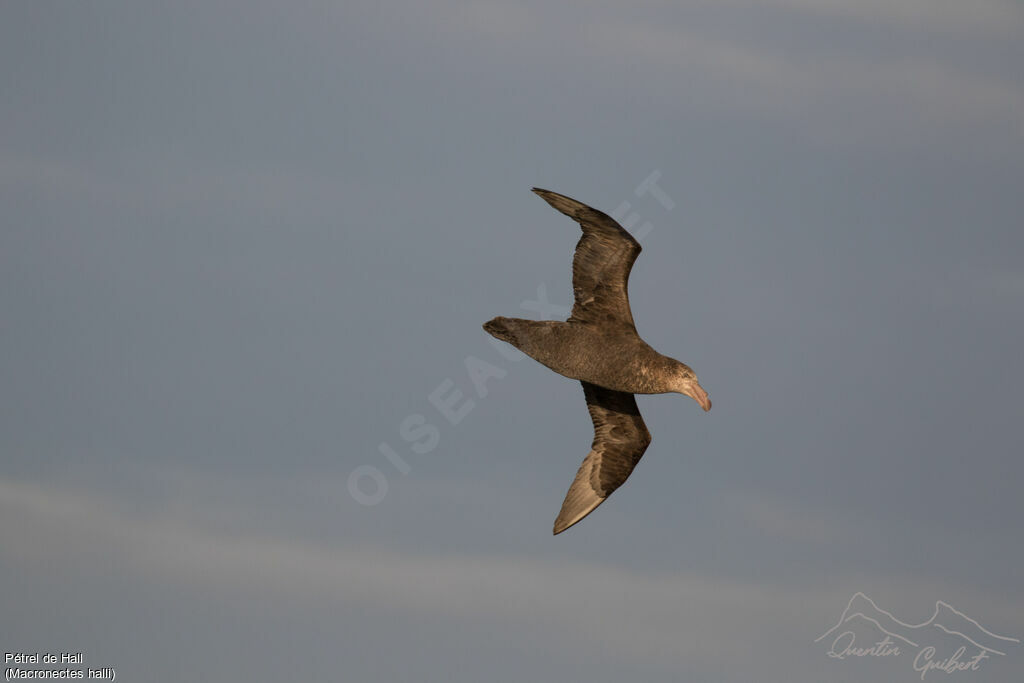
[483, 316, 527, 348]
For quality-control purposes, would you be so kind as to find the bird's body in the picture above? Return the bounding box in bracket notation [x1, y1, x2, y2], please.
[483, 318, 680, 394]
[484, 188, 711, 534]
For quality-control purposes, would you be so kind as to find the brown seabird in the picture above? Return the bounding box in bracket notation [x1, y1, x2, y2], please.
[484, 188, 712, 535]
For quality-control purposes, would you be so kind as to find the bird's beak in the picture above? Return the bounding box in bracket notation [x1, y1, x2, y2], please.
[683, 381, 712, 412]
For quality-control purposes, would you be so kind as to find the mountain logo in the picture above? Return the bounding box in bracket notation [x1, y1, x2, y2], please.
[816, 592, 1019, 679]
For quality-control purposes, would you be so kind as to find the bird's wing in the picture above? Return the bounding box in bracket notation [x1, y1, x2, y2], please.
[553, 381, 652, 535]
[532, 188, 642, 331]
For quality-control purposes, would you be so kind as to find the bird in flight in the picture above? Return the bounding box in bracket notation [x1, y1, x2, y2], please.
[484, 188, 712, 535]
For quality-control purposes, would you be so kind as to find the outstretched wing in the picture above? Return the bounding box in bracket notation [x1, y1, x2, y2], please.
[532, 188, 642, 331]
[553, 381, 652, 535]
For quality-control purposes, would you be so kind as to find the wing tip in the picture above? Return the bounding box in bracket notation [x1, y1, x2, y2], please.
[531, 187, 559, 203]
[552, 517, 575, 535]
[531, 187, 590, 221]
[552, 496, 606, 535]
[530, 188, 640, 250]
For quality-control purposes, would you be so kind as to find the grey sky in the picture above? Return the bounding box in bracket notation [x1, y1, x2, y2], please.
[2, 2, 1022, 681]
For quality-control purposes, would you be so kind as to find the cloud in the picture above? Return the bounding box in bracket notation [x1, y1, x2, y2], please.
[581, 16, 1023, 139]
[378, 0, 1023, 143]
[4, 472, 1022, 670]
[758, 0, 1024, 35]
[0, 152, 372, 218]
[0, 475, 838, 664]
[981, 269, 1024, 299]
[733, 492, 831, 544]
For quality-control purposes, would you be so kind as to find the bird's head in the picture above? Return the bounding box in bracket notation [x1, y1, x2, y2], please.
[671, 364, 711, 412]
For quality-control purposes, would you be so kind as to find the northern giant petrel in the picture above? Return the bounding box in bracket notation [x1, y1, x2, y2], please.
[484, 188, 712, 535]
